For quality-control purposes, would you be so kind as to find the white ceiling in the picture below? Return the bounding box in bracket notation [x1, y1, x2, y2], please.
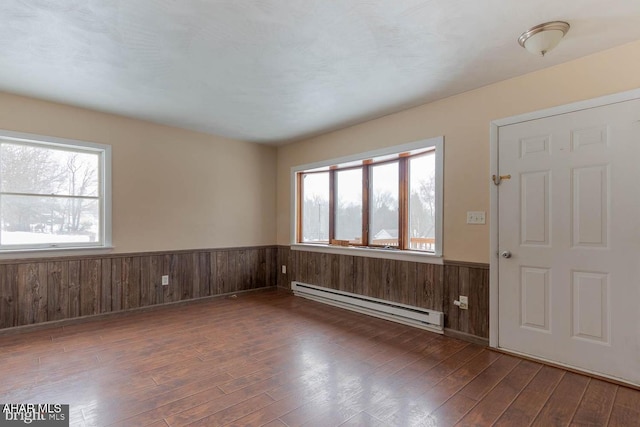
[1, 1, 639, 144]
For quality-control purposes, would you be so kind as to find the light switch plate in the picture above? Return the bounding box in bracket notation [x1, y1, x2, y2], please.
[467, 211, 486, 224]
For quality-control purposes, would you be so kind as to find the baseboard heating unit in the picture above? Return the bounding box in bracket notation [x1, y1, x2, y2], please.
[291, 281, 444, 333]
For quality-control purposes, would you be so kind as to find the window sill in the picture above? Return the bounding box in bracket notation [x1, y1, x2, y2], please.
[291, 243, 443, 264]
[0, 245, 115, 260]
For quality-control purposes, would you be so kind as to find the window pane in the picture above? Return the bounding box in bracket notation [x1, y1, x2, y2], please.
[409, 152, 436, 251]
[370, 162, 399, 246]
[335, 168, 362, 244]
[1, 195, 100, 246]
[301, 172, 329, 243]
[1, 142, 100, 196]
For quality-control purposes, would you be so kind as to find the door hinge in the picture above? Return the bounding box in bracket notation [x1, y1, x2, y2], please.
[492, 174, 511, 186]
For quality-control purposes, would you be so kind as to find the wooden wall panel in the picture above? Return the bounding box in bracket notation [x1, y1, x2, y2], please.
[1, 244, 488, 341]
[80, 259, 101, 316]
[443, 262, 490, 339]
[0, 246, 277, 330]
[139, 256, 152, 308]
[124, 257, 141, 310]
[69, 260, 81, 318]
[100, 258, 112, 313]
[163, 254, 177, 303]
[150, 255, 164, 306]
[111, 258, 123, 312]
[265, 247, 276, 291]
[277, 246, 490, 341]
[16, 263, 47, 326]
[196, 252, 210, 298]
[47, 261, 69, 321]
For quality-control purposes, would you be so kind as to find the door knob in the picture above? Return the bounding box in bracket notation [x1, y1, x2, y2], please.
[501, 250, 512, 259]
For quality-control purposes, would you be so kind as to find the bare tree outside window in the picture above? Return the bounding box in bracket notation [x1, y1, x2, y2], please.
[0, 141, 101, 247]
[301, 172, 329, 243]
[370, 162, 399, 246]
[409, 152, 436, 251]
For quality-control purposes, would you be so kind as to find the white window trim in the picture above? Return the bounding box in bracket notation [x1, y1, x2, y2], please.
[0, 129, 112, 255]
[290, 136, 443, 261]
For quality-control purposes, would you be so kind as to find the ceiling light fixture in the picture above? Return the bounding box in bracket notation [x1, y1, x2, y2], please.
[518, 21, 570, 56]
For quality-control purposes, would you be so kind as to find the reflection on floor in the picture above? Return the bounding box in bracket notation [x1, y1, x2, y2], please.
[1, 289, 638, 426]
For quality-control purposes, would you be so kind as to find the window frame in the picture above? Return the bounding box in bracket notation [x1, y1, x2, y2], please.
[0, 129, 112, 253]
[291, 137, 443, 259]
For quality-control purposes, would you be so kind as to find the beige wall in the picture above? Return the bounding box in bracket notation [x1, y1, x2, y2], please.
[276, 40, 640, 263]
[0, 92, 277, 254]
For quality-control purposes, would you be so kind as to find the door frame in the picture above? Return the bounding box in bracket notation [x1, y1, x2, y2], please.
[489, 88, 640, 349]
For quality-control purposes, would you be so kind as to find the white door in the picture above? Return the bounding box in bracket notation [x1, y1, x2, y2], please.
[497, 98, 640, 385]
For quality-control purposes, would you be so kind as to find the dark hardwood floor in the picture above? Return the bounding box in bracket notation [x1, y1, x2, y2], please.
[1, 289, 638, 426]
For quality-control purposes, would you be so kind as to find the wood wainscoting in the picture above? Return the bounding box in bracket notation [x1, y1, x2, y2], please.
[277, 246, 489, 342]
[0, 246, 277, 330]
[0, 245, 488, 343]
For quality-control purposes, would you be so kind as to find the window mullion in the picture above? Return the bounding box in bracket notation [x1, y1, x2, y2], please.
[399, 157, 409, 250]
[362, 162, 370, 246]
[296, 173, 303, 243]
[329, 168, 335, 244]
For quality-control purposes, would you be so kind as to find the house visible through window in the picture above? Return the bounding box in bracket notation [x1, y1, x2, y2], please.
[294, 137, 442, 255]
[0, 130, 111, 251]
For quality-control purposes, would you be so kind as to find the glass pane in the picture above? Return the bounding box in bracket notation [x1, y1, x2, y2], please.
[301, 172, 329, 243]
[1, 142, 100, 196]
[1, 195, 100, 246]
[335, 168, 362, 244]
[409, 152, 436, 251]
[370, 162, 399, 246]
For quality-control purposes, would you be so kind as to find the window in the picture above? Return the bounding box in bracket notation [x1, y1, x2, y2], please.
[335, 168, 362, 244]
[0, 130, 111, 251]
[300, 171, 330, 243]
[293, 137, 442, 255]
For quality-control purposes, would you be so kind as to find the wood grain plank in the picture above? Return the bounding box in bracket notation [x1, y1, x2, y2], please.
[457, 359, 541, 426]
[531, 372, 590, 426]
[468, 267, 488, 338]
[405, 260, 418, 307]
[47, 261, 69, 321]
[124, 257, 140, 310]
[111, 258, 123, 312]
[80, 259, 101, 316]
[1, 264, 19, 328]
[319, 252, 331, 287]
[609, 387, 640, 426]
[17, 263, 47, 326]
[430, 355, 521, 425]
[444, 264, 459, 331]
[381, 258, 396, 303]
[571, 379, 617, 426]
[197, 252, 211, 297]
[175, 253, 193, 300]
[257, 248, 267, 289]
[100, 258, 112, 313]
[139, 256, 152, 307]
[68, 260, 80, 318]
[416, 263, 438, 311]
[339, 255, 355, 294]
[164, 254, 177, 303]
[150, 255, 164, 305]
[457, 266, 470, 334]
[394, 260, 409, 305]
[227, 250, 239, 294]
[214, 251, 228, 295]
[1, 290, 637, 427]
[494, 365, 565, 426]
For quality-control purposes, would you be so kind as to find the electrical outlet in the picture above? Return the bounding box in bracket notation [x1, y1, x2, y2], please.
[466, 211, 486, 224]
[161, 275, 169, 286]
[459, 295, 468, 310]
[281, 265, 287, 274]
